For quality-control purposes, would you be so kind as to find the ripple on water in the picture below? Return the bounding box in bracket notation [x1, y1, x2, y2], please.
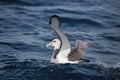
[0, 0, 120, 80]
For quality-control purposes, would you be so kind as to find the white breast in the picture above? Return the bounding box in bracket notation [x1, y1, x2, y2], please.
[50, 49, 79, 64]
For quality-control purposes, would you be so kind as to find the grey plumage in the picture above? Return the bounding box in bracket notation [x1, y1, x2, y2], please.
[47, 15, 92, 63]
[49, 15, 71, 57]
[68, 40, 89, 61]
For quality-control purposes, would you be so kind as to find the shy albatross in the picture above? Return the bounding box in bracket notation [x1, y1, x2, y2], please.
[46, 15, 93, 64]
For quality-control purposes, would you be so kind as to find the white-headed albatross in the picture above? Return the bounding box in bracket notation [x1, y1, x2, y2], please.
[46, 15, 94, 64]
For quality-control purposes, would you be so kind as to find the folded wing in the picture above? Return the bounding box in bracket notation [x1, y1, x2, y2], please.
[68, 40, 88, 61]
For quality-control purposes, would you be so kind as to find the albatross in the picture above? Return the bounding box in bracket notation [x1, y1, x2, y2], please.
[46, 15, 94, 64]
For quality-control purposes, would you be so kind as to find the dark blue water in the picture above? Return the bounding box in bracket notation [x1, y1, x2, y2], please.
[0, 0, 120, 80]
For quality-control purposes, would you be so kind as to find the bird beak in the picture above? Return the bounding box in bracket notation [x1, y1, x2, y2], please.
[45, 42, 52, 48]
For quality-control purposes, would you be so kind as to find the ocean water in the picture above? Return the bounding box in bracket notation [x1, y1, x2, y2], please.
[0, 0, 120, 80]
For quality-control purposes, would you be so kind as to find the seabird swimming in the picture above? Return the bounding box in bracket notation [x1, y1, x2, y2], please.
[46, 15, 95, 64]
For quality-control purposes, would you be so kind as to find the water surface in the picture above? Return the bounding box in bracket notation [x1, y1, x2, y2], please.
[0, 0, 120, 80]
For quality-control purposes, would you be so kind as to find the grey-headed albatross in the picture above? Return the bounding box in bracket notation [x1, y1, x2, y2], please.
[46, 15, 93, 64]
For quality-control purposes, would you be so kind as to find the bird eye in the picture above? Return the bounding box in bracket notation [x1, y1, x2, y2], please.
[53, 41, 56, 43]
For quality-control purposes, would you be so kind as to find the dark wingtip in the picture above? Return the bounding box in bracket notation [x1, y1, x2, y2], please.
[49, 15, 61, 27]
[51, 15, 59, 18]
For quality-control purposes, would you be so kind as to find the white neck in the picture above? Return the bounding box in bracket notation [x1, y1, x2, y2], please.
[54, 44, 61, 50]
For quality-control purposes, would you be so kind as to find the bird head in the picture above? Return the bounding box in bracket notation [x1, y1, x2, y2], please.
[45, 39, 61, 50]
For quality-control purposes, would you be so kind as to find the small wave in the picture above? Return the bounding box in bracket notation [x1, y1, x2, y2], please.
[0, 0, 43, 6]
[0, 0, 64, 6]
[37, 61, 120, 79]
[89, 60, 120, 69]
[0, 0, 26, 5]
[60, 17, 104, 28]
[93, 50, 119, 56]
[74, 61, 120, 77]
[114, 25, 120, 28]
[0, 60, 32, 70]
[0, 18, 5, 21]
[101, 33, 120, 42]
[89, 61, 120, 76]
[0, 59, 119, 80]
[0, 41, 41, 52]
